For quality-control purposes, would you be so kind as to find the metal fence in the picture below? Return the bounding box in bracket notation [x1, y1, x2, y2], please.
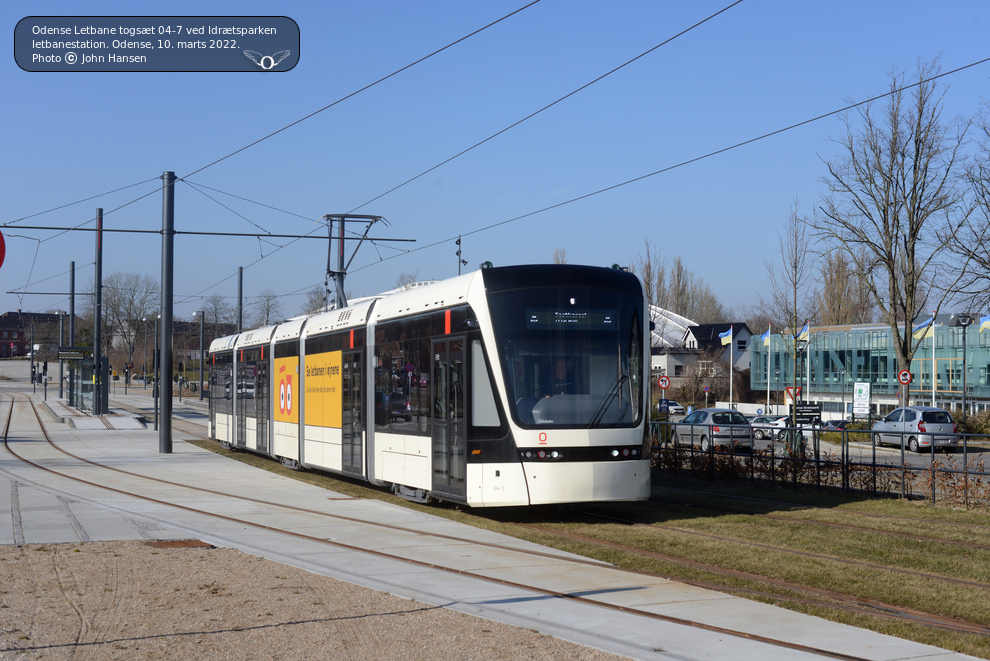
[649, 421, 990, 508]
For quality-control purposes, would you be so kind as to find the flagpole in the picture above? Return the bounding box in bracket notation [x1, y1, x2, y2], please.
[729, 325, 734, 407]
[931, 312, 936, 407]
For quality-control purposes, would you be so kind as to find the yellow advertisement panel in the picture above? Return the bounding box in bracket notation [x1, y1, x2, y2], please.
[273, 356, 298, 424]
[304, 350, 342, 428]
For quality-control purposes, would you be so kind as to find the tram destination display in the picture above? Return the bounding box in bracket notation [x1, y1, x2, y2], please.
[525, 309, 616, 330]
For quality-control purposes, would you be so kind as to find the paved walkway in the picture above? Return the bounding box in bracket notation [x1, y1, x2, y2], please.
[0, 384, 978, 661]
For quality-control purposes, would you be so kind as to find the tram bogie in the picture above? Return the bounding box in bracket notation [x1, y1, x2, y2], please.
[209, 264, 651, 507]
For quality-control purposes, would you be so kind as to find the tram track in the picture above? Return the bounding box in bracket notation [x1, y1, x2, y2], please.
[0, 391, 887, 661]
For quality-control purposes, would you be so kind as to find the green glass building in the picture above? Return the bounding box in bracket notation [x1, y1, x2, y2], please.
[750, 318, 990, 417]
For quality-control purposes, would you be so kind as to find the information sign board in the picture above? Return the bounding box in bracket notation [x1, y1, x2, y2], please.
[853, 382, 871, 415]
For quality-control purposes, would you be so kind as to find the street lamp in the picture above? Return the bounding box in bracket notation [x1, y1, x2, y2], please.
[193, 310, 205, 401]
[774, 368, 780, 415]
[949, 313, 974, 424]
[840, 369, 846, 418]
[153, 314, 161, 431]
[142, 317, 148, 390]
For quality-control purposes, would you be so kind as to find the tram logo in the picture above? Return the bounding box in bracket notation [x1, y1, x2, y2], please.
[273, 359, 297, 423]
[244, 50, 291, 70]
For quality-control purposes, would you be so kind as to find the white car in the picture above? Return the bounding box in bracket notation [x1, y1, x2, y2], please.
[657, 400, 685, 415]
[750, 415, 788, 441]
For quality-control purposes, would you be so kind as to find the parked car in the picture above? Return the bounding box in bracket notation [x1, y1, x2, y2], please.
[672, 408, 753, 451]
[871, 406, 959, 453]
[389, 390, 412, 421]
[657, 400, 686, 415]
[822, 419, 848, 431]
[750, 414, 788, 441]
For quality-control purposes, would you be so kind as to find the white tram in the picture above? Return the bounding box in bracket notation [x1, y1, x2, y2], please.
[208, 264, 651, 507]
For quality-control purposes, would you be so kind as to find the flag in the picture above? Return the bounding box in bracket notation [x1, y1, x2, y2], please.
[980, 315, 990, 333]
[719, 327, 732, 346]
[761, 328, 770, 347]
[912, 316, 934, 340]
[796, 322, 809, 342]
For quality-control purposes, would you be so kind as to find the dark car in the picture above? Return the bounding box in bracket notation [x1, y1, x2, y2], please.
[822, 419, 848, 431]
[389, 391, 412, 421]
[672, 408, 753, 451]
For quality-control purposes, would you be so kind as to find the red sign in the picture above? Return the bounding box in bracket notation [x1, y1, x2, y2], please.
[0, 229, 5, 270]
[897, 369, 912, 385]
[658, 376, 670, 390]
[785, 386, 802, 401]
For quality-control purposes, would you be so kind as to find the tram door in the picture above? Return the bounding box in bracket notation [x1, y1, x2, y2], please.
[431, 338, 466, 499]
[254, 361, 269, 453]
[341, 350, 364, 476]
[235, 362, 249, 448]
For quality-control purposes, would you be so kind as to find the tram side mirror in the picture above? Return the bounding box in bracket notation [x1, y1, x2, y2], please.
[462, 318, 480, 330]
[650, 321, 656, 331]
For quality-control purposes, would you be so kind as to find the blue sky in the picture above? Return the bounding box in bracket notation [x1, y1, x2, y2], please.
[3, 1, 988, 323]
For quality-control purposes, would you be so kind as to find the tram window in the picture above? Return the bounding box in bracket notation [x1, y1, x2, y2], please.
[471, 340, 499, 428]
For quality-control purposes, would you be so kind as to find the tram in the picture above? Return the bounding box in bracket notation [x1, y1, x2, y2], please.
[208, 264, 651, 507]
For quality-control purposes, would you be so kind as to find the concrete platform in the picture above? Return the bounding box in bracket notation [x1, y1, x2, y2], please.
[0, 386, 979, 661]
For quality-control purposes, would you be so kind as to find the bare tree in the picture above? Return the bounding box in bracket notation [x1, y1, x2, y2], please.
[666, 256, 724, 324]
[817, 249, 876, 325]
[82, 272, 159, 368]
[250, 289, 283, 327]
[814, 59, 971, 375]
[760, 203, 817, 448]
[631, 239, 668, 343]
[762, 202, 817, 331]
[301, 285, 327, 315]
[552, 247, 568, 264]
[948, 100, 990, 309]
[203, 293, 235, 338]
[395, 271, 419, 289]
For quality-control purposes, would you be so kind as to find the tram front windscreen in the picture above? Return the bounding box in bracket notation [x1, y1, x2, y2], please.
[487, 284, 644, 429]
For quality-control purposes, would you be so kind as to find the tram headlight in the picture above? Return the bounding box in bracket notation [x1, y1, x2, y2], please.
[550, 450, 561, 459]
[611, 450, 619, 457]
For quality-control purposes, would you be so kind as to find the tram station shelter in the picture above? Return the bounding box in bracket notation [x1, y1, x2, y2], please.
[750, 315, 990, 418]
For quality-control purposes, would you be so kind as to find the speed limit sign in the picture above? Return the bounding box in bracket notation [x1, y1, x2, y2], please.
[897, 369, 912, 385]
[658, 376, 670, 390]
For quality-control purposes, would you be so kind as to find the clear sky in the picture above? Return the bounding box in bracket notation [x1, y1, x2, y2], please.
[3, 1, 988, 323]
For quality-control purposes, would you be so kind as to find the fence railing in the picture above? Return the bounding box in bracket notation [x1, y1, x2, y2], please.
[649, 420, 990, 507]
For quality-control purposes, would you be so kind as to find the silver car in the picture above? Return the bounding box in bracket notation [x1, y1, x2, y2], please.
[673, 408, 753, 451]
[871, 406, 959, 453]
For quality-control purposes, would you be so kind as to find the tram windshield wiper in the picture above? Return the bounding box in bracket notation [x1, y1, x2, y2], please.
[588, 373, 627, 429]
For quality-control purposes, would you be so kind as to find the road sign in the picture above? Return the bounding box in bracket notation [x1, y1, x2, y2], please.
[658, 375, 670, 390]
[897, 369, 912, 385]
[785, 386, 802, 401]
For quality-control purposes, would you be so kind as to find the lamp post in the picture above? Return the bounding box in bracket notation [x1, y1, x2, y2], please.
[840, 369, 846, 418]
[153, 314, 160, 431]
[949, 313, 974, 424]
[774, 368, 780, 415]
[194, 310, 205, 401]
[142, 317, 148, 390]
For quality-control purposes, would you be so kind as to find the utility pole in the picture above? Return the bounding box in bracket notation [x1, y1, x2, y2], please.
[322, 214, 413, 310]
[93, 208, 104, 415]
[159, 172, 175, 454]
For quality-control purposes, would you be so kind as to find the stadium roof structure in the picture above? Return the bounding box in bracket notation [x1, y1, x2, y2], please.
[649, 305, 694, 348]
